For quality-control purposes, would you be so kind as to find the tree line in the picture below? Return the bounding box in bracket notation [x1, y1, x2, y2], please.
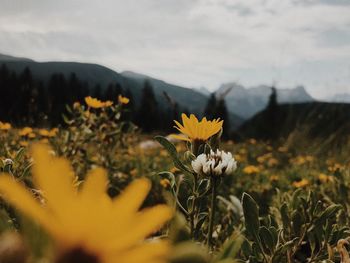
[0, 64, 230, 135]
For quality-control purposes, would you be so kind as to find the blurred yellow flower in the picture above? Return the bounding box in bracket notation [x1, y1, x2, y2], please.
[28, 132, 36, 139]
[170, 167, 179, 174]
[171, 113, 223, 142]
[160, 179, 171, 189]
[328, 163, 344, 173]
[267, 158, 279, 167]
[39, 128, 58, 138]
[19, 141, 29, 147]
[0, 121, 11, 131]
[0, 144, 172, 263]
[85, 96, 113, 109]
[19, 127, 33, 136]
[318, 173, 334, 183]
[243, 165, 260, 174]
[269, 175, 279, 181]
[73, 101, 81, 109]
[118, 95, 130, 105]
[292, 179, 310, 188]
[278, 146, 288, 153]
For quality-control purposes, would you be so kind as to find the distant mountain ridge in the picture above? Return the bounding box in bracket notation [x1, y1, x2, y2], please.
[0, 53, 244, 128]
[216, 83, 314, 119]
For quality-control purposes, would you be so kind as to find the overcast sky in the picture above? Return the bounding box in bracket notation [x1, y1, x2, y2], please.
[0, 0, 350, 99]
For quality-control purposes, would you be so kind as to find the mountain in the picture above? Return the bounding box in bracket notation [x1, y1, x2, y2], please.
[237, 102, 350, 142]
[0, 53, 244, 128]
[0, 53, 33, 62]
[121, 71, 245, 128]
[194, 86, 211, 96]
[216, 83, 314, 119]
[121, 71, 209, 113]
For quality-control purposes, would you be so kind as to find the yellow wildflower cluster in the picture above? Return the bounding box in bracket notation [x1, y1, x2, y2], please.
[290, 155, 314, 166]
[39, 128, 59, 138]
[85, 96, 113, 109]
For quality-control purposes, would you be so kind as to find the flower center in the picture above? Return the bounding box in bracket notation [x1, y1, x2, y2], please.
[56, 247, 100, 263]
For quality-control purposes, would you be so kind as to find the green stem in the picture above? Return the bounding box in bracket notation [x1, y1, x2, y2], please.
[208, 177, 217, 249]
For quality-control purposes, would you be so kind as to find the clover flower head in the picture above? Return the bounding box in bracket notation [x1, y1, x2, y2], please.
[191, 149, 237, 177]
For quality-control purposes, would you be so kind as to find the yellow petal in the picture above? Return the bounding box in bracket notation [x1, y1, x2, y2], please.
[80, 167, 108, 201]
[108, 205, 172, 251]
[113, 178, 151, 214]
[0, 175, 60, 237]
[115, 241, 170, 263]
[31, 144, 76, 221]
[169, 134, 191, 142]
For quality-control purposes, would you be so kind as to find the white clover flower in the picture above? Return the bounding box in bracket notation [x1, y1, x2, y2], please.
[2, 159, 13, 166]
[191, 149, 237, 177]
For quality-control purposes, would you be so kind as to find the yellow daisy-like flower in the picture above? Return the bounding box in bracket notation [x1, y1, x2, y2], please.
[172, 113, 223, 142]
[0, 121, 11, 131]
[0, 144, 172, 263]
[85, 96, 113, 109]
[19, 127, 33, 136]
[118, 95, 130, 105]
[292, 178, 310, 188]
[242, 165, 260, 175]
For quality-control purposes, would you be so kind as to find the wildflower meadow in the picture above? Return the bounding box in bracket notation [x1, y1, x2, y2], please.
[0, 96, 349, 263]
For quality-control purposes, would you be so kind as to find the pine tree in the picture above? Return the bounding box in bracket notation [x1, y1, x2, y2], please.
[204, 93, 217, 119]
[136, 80, 159, 132]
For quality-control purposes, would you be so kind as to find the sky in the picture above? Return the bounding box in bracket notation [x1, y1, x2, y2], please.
[0, 0, 350, 99]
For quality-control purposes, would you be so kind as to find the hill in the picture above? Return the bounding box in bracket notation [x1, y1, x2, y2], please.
[237, 102, 350, 141]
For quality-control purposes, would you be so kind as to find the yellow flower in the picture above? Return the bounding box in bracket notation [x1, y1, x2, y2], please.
[270, 175, 279, 182]
[19, 127, 33, 136]
[171, 113, 223, 142]
[84, 96, 113, 109]
[0, 144, 172, 263]
[243, 165, 260, 174]
[318, 173, 334, 183]
[19, 141, 29, 147]
[0, 121, 11, 131]
[39, 128, 59, 138]
[118, 95, 130, 105]
[160, 179, 171, 189]
[292, 179, 310, 188]
[267, 158, 279, 167]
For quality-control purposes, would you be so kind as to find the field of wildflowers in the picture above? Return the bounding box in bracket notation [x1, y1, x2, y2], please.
[0, 97, 349, 263]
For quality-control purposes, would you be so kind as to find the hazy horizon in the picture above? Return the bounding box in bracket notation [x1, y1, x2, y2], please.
[1, 0, 349, 100]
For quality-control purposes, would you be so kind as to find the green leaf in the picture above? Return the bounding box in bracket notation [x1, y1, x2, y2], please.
[291, 188, 303, 209]
[154, 136, 192, 173]
[215, 232, 244, 260]
[280, 203, 290, 230]
[291, 210, 303, 234]
[259, 226, 274, 254]
[242, 193, 260, 240]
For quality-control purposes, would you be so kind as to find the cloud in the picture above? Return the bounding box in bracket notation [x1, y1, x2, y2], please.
[0, 0, 349, 99]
